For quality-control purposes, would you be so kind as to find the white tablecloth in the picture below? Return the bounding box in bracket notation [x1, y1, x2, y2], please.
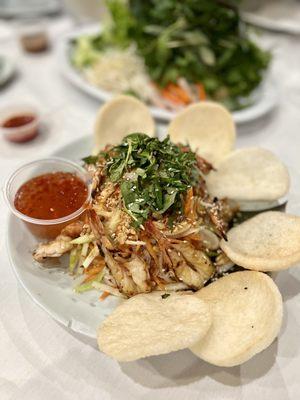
[1, 15, 300, 400]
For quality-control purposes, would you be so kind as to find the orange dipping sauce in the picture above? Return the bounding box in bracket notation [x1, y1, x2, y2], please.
[14, 172, 88, 221]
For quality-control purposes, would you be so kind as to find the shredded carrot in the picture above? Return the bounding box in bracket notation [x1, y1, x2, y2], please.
[195, 83, 206, 101]
[117, 244, 131, 253]
[161, 88, 186, 105]
[144, 238, 158, 264]
[144, 221, 173, 268]
[86, 257, 105, 272]
[83, 272, 100, 283]
[85, 264, 105, 276]
[167, 83, 191, 104]
[184, 187, 196, 221]
[99, 291, 110, 301]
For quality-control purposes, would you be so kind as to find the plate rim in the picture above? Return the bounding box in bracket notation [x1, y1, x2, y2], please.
[0, 0, 61, 18]
[5, 135, 101, 339]
[242, 10, 300, 34]
[5, 215, 72, 330]
[6, 213, 101, 339]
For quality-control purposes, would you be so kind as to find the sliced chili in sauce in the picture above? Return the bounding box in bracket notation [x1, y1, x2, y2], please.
[14, 172, 88, 220]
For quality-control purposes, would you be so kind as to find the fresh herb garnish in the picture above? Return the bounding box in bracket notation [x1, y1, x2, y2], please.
[161, 293, 170, 299]
[101, 133, 201, 227]
[73, 0, 271, 110]
[82, 155, 99, 165]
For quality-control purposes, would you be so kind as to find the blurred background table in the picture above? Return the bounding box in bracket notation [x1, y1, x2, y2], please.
[1, 5, 300, 400]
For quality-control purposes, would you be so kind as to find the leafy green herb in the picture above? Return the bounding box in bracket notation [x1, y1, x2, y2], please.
[161, 293, 170, 299]
[73, 0, 271, 110]
[122, 89, 139, 98]
[101, 133, 201, 227]
[82, 155, 99, 165]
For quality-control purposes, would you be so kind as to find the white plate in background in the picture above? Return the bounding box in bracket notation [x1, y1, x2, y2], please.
[242, 0, 300, 34]
[0, 0, 61, 18]
[57, 25, 279, 125]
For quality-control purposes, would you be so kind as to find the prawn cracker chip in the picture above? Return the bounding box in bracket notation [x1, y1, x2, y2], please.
[97, 292, 211, 361]
[168, 101, 235, 165]
[206, 147, 290, 202]
[221, 211, 300, 271]
[190, 271, 283, 367]
[93, 95, 155, 154]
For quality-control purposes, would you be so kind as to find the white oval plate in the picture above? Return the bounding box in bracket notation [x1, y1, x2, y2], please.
[0, 0, 61, 18]
[242, 1, 300, 35]
[56, 25, 278, 125]
[7, 136, 300, 339]
[6, 136, 122, 339]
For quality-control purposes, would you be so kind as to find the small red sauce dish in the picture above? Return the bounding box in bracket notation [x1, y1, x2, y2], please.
[0, 104, 39, 143]
[4, 158, 91, 239]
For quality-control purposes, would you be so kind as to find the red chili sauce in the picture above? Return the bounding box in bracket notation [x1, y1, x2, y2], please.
[3, 114, 35, 128]
[14, 172, 88, 220]
[2, 114, 39, 143]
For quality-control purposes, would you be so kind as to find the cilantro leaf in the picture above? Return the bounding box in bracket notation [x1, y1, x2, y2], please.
[101, 133, 201, 227]
[82, 155, 98, 165]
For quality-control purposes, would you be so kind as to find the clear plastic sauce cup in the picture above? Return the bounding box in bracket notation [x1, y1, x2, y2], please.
[4, 158, 92, 239]
[0, 104, 40, 143]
